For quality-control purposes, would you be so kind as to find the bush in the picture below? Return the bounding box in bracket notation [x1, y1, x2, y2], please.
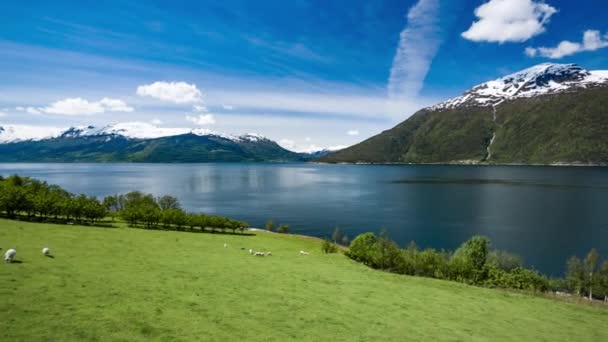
[449, 236, 490, 284]
[322, 239, 338, 254]
[346, 232, 377, 265]
[277, 224, 290, 234]
[265, 220, 275, 232]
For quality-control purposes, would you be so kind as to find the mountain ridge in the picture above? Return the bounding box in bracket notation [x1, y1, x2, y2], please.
[318, 63, 608, 165]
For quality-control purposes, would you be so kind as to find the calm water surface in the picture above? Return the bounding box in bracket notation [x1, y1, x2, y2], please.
[1, 163, 607, 275]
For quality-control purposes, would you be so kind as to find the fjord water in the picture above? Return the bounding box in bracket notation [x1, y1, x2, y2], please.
[1, 163, 606, 275]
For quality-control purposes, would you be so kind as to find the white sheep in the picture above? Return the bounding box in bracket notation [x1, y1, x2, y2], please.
[265, 251, 272, 256]
[254, 251, 265, 257]
[42, 247, 50, 256]
[300, 250, 310, 255]
[223, 243, 227, 248]
[249, 249, 254, 254]
[4, 249, 16, 263]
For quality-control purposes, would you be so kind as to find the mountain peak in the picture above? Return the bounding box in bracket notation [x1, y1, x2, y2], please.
[431, 63, 608, 110]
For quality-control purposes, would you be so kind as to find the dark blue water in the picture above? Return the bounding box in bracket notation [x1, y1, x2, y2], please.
[1, 163, 607, 275]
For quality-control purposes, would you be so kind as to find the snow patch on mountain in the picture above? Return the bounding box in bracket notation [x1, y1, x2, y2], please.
[0, 121, 272, 145]
[430, 63, 608, 110]
[0, 125, 65, 143]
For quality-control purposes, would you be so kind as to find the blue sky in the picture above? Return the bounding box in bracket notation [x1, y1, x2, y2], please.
[0, 0, 606, 151]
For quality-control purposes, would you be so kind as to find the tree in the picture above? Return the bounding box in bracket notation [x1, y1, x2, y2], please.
[322, 239, 338, 253]
[346, 233, 377, 264]
[584, 248, 600, 299]
[103, 195, 120, 221]
[332, 227, 341, 244]
[449, 236, 490, 284]
[158, 195, 181, 211]
[341, 235, 349, 246]
[599, 261, 608, 302]
[566, 256, 584, 295]
[487, 250, 523, 272]
[277, 224, 290, 234]
[265, 219, 275, 232]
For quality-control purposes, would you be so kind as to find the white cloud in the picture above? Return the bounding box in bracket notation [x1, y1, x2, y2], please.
[347, 129, 359, 136]
[98, 97, 134, 112]
[0, 111, 6, 117]
[136, 81, 203, 103]
[305, 137, 311, 142]
[222, 104, 234, 110]
[25, 107, 42, 114]
[41, 97, 133, 116]
[193, 105, 208, 112]
[279, 139, 296, 150]
[278, 139, 348, 153]
[525, 30, 608, 59]
[387, 0, 442, 118]
[15, 106, 25, 111]
[186, 114, 216, 125]
[151, 118, 163, 125]
[462, 0, 557, 43]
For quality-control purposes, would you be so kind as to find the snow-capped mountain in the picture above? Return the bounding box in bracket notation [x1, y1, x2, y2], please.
[431, 63, 608, 110]
[319, 63, 608, 165]
[0, 121, 311, 162]
[0, 122, 271, 144]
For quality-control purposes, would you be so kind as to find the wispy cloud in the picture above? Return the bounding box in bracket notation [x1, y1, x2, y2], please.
[387, 0, 442, 118]
[347, 129, 359, 136]
[186, 114, 216, 125]
[461, 0, 557, 43]
[526, 30, 608, 59]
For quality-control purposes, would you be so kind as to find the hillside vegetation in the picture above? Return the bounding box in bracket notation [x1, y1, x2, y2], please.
[1, 219, 607, 341]
[319, 87, 608, 165]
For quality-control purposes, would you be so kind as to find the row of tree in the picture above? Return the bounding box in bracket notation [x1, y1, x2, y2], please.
[0, 175, 107, 223]
[346, 231, 608, 299]
[104, 192, 248, 233]
[0, 175, 248, 233]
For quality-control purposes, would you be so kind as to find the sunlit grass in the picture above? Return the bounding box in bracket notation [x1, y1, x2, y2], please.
[1, 218, 606, 341]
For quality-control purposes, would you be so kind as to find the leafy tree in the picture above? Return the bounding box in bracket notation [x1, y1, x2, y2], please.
[265, 219, 275, 232]
[583, 248, 600, 299]
[322, 239, 338, 253]
[158, 195, 181, 211]
[566, 256, 584, 295]
[487, 250, 523, 272]
[449, 236, 490, 284]
[332, 227, 341, 244]
[103, 195, 120, 221]
[278, 224, 290, 234]
[346, 232, 377, 265]
[341, 235, 349, 246]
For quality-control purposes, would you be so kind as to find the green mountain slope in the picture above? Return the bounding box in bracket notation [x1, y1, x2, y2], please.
[319, 67, 608, 165]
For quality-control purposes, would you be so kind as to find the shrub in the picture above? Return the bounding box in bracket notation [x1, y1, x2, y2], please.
[322, 239, 338, 254]
[277, 224, 290, 234]
[265, 219, 274, 232]
[346, 232, 377, 265]
[449, 236, 490, 284]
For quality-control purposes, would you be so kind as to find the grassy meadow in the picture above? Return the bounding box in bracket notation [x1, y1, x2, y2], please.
[1, 218, 607, 341]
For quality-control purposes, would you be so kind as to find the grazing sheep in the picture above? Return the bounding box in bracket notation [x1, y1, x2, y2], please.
[254, 251, 265, 257]
[223, 243, 228, 248]
[300, 250, 310, 255]
[249, 249, 254, 254]
[4, 249, 16, 263]
[265, 252, 272, 256]
[42, 247, 50, 256]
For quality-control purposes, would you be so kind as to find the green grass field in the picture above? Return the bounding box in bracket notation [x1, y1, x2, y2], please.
[1, 218, 607, 341]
